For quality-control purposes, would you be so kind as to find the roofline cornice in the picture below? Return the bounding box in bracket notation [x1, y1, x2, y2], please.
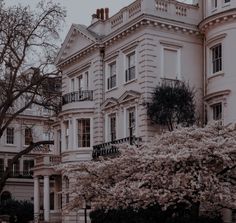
[199, 8, 236, 33]
[57, 15, 201, 68]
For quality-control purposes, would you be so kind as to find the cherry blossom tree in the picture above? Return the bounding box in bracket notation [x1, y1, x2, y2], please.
[60, 124, 236, 220]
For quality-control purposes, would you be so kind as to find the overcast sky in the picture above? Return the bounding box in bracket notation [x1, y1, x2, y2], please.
[7, 0, 193, 40]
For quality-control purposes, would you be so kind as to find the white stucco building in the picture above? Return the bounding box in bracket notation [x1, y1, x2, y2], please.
[0, 106, 53, 206]
[33, 0, 236, 222]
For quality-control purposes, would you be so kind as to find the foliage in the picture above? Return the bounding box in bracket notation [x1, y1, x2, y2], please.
[0, 199, 33, 223]
[60, 124, 236, 218]
[90, 204, 222, 223]
[147, 81, 196, 131]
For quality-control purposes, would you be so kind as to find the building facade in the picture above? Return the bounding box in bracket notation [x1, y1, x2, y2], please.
[0, 106, 52, 206]
[33, 0, 236, 222]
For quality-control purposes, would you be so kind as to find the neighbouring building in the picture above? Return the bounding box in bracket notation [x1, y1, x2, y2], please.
[0, 106, 53, 205]
[33, 0, 236, 222]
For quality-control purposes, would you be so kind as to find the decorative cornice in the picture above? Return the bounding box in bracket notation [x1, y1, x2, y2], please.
[204, 89, 231, 101]
[199, 9, 236, 33]
[58, 17, 200, 68]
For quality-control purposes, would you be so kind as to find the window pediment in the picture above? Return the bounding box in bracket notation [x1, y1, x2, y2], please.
[101, 98, 119, 110]
[118, 90, 141, 104]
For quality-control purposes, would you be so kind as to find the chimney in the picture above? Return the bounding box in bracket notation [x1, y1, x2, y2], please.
[105, 8, 109, 20]
[100, 8, 104, 20]
[96, 9, 100, 19]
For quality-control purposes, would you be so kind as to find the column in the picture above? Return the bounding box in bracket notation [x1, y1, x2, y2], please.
[43, 175, 50, 222]
[34, 176, 40, 221]
[222, 208, 232, 223]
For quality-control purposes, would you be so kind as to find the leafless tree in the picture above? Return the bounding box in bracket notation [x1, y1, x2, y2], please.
[0, 0, 65, 192]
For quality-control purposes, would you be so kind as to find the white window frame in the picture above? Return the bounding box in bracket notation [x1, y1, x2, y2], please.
[77, 75, 83, 91]
[223, 0, 230, 6]
[24, 128, 33, 146]
[207, 34, 226, 77]
[107, 61, 117, 90]
[211, 103, 222, 121]
[211, 43, 222, 74]
[212, 0, 218, 9]
[125, 51, 136, 83]
[6, 127, 14, 145]
[77, 118, 91, 148]
[70, 78, 75, 92]
[105, 112, 118, 142]
[124, 106, 137, 138]
[161, 45, 181, 80]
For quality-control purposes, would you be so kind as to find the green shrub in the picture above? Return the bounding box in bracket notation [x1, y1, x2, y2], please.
[0, 199, 33, 223]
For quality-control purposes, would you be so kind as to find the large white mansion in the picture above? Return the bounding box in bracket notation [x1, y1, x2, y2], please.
[23, 0, 236, 222]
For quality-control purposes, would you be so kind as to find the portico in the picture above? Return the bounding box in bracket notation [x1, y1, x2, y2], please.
[33, 155, 62, 223]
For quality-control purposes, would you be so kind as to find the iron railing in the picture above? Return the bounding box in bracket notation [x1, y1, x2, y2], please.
[92, 136, 142, 159]
[62, 90, 93, 105]
[0, 171, 33, 179]
[160, 77, 182, 87]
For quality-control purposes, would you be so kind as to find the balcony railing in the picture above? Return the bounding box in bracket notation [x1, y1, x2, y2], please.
[62, 90, 93, 105]
[35, 155, 61, 168]
[160, 77, 182, 87]
[125, 66, 135, 82]
[0, 171, 33, 179]
[92, 136, 142, 159]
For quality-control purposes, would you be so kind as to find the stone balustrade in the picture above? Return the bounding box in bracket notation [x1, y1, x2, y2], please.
[106, 0, 200, 33]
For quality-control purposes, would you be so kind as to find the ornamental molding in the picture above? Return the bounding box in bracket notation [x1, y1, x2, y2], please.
[204, 89, 231, 102]
[58, 17, 200, 68]
[199, 9, 236, 33]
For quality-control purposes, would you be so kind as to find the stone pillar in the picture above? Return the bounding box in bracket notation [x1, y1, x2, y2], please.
[34, 176, 40, 221]
[43, 175, 50, 222]
[222, 208, 232, 223]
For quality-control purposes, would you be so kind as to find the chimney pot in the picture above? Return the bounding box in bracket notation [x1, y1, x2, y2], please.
[100, 8, 104, 20]
[105, 8, 109, 20]
[96, 9, 100, 19]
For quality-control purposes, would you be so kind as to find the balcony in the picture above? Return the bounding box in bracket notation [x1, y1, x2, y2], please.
[92, 136, 142, 159]
[160, 77, 182, 87]
[35, 155, 61, 168]
[0, 171, 33, 179]
[62, 90, 93, 105]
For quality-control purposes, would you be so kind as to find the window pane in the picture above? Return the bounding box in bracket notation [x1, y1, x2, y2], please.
[109, 114, 116, 141]
[25, 128, 32, 145]
[212, 103, 222, 120]
[212, 44, 222, 73]
[6, 128, 14, 144]
[127, 108, 136, 137]
[78, 119, 90, 147]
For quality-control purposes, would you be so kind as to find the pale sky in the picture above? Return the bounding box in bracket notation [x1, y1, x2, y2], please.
[6, 0, 193, 40]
